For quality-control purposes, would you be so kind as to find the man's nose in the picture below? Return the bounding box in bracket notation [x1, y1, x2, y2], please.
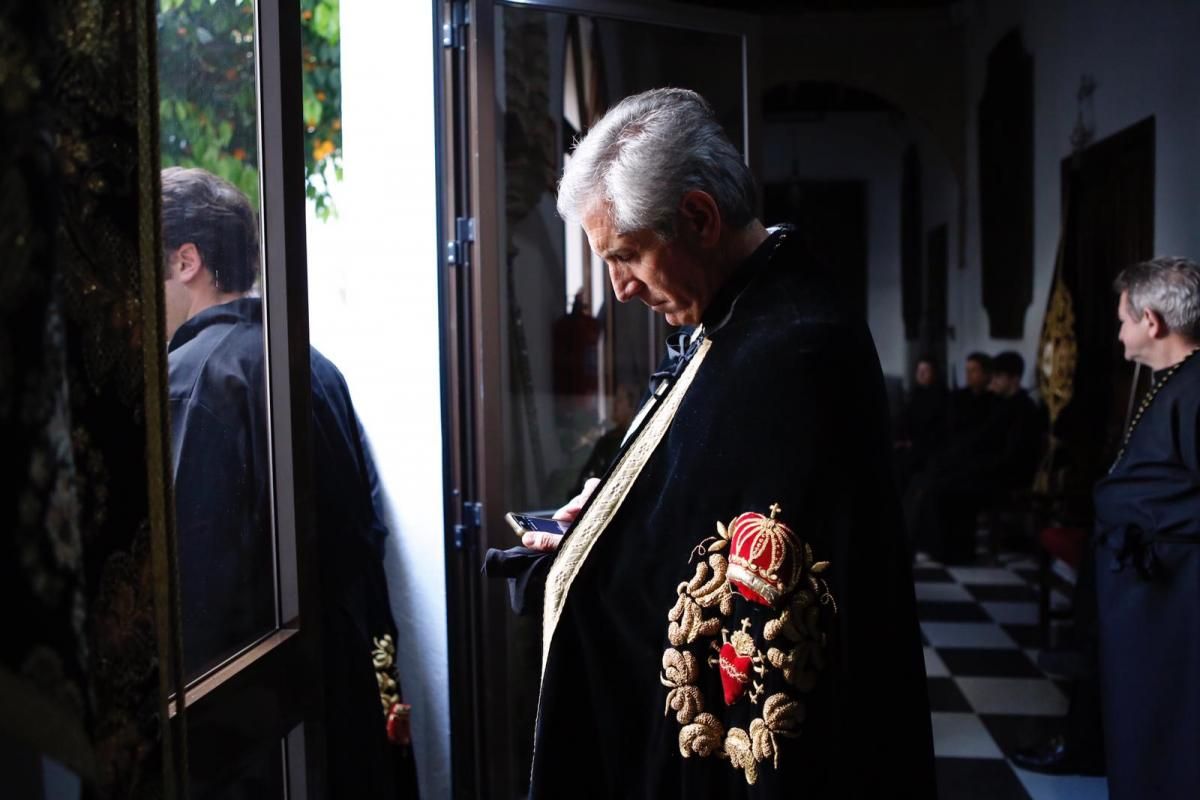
[608, 262, 639, 303]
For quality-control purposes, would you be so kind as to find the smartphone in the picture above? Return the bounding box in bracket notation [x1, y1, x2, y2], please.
[505, 512, 569, 538]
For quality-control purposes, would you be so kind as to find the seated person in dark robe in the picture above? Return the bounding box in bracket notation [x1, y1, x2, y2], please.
[947, 351, 995, 438]
[979, 351, 1046, 491]
[906, 352, 1045, 563]
[489, 88, 933, 799]
[160, 167, 417, 797]
[894, 355, 948, 491]
[1092, 257, 1200, 800]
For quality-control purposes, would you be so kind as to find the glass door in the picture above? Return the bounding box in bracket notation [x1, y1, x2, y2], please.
[156, 0, 324, 795]
[441, 2, 758, 796]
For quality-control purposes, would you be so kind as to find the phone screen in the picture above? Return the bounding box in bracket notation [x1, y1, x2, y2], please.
[509, 514, 568, 534]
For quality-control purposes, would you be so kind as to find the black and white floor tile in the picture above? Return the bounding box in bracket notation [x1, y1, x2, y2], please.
[915, 555, 1109, 800]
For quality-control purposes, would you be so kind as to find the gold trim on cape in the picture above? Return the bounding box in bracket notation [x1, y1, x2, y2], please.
[541, 338, 713, 672]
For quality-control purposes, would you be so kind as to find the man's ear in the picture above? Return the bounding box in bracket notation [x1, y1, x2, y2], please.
[173, 242, 206, 285]
[1145, 307, 1169, 339]
[677, 190, 721, 247]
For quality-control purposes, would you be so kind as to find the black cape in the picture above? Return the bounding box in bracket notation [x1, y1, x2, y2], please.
[168, 298, 417, 796]
[1093, 351, 1200, 800]
[901, 384, 948, 460]
[947, 386, 994, 438]
[965, 388, 1045, 491]
[527, 229, 934, 798]
[894, 384, 948, 491]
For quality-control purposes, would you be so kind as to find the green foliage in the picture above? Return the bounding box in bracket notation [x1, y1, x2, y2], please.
[157, 0, 342, 219]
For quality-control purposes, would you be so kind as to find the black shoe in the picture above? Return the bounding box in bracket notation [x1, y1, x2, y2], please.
[1011, 735, 1105, 776]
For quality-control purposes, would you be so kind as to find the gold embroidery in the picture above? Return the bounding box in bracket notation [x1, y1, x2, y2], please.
[660, 649, 703, 724]
[1037, 272, 1078, 425]
[767, 643, 820, 691]
[372, 634, 400, 714]
[662, 509, 837, 784]
[542, 338, 713, 671]
[686, 553, 734, 611]
[724, 727, 758, 784]
[749, 718, 774, 764]
[679, 713, 724, 758]
[668, 592, 721, 645]
[666, 685, 705, 725]
[1035, 251, 1078, 494]
[763, 591, 828, 691]
[661, 648, 699, 686]
[763, 692, 804, 732]
[759, 693, 803, 769]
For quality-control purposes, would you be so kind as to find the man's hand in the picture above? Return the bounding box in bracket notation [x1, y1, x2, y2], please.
[522, 478, 600, 552]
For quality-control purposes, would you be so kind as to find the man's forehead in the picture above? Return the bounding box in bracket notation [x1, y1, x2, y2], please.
[581, 205, 618, 244]
[583, 208, 661, 254]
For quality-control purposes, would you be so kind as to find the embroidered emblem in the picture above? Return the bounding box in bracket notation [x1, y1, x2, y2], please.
[660, 505, 836, 784]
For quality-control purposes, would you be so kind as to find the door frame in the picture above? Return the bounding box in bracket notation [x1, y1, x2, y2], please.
[440, 1, 760, 796]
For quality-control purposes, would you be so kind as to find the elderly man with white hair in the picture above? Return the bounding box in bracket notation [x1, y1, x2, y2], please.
[1094, 256, 1200, 800]
[509, 88, 934, 799]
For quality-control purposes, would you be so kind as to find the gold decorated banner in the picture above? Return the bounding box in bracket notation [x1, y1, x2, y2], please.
[1034, 195, 1078, 495]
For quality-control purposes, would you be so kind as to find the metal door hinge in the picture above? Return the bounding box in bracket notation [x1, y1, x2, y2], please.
[446, 216, 475, 268]
[442, 1, 470, 49]
[454, 500, 483, 549]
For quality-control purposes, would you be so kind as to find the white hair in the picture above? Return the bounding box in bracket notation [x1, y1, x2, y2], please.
[1115, 256, 1200, 340]
[556, 87, 755, 238]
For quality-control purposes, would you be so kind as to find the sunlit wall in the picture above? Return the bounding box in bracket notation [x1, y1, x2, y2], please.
[306, 1, 448, 797]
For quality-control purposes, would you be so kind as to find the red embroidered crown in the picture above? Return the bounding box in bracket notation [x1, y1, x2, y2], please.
[727, 504, 804, 608]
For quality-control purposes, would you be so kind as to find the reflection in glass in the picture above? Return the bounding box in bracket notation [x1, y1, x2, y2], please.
[191, 733, 286, 800]
[157, 0, 276, 680]
[498, 5, 744, 513]
[158, 0, 343, 215]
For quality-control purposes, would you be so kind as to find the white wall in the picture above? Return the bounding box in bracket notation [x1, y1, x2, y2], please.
[306, 1, 449, 798]
[763, 112, 959, 382]
[956, 0, 1200, 379]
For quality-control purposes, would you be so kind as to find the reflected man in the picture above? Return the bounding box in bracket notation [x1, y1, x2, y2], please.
[161, 167, 417, 796]
[514, 89, 934, 798]
[1094, 257, 1200, 799]
[162, 166, 272, 675]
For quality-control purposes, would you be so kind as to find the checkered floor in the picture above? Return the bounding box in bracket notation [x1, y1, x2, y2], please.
[915, 555, 1109, 799]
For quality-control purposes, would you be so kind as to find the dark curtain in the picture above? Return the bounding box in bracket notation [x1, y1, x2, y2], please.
[1053, 118, 1155, 510]
[0, 1, 170, 797]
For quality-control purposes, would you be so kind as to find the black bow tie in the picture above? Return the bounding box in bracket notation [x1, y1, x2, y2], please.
[650, 328, 704, 388]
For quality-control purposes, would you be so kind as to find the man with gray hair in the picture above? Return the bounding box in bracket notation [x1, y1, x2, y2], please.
[1094, 256, 1200, 799]
[511, 88, 933, 797]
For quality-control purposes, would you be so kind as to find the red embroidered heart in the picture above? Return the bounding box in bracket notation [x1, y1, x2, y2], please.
[719, 642, 752, 705]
